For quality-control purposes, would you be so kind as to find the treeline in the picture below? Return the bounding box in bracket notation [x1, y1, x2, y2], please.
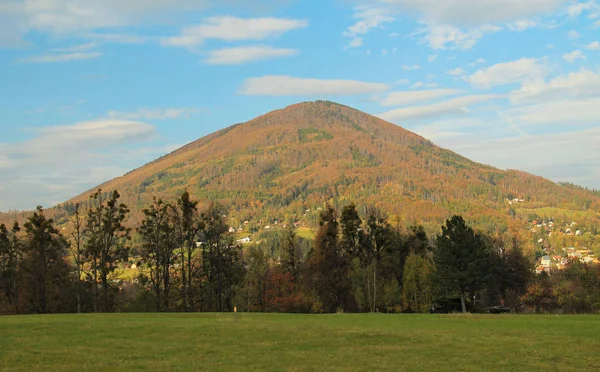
[2, 190, 600, 315]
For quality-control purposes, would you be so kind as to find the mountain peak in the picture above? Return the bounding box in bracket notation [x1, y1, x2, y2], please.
[63, 102, 599, 235]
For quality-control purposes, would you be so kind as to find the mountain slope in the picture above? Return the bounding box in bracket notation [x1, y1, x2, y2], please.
[44, 100, 596, 237]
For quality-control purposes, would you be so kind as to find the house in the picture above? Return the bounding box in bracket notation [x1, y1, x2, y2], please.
[237, 236, 251, 244]
[229, 227, 236, 233]
[541, 255, 551, 269]
[575, 230, 583, 236]
[536, 266, 546, 275]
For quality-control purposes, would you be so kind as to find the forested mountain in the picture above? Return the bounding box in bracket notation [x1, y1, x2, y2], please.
[3, 101, 600, 238]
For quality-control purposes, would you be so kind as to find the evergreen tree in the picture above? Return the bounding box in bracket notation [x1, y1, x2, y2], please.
[21, 207, 70, 314]
[434, 215, 492, 313]
[0, 222, 21, 313]
[308, 205, 351, 312]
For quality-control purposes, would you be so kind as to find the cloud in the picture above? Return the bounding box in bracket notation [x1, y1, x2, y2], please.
[428, 54, 437, 62]
[509, 98, 600, 125]
[447, 67, 466, 76]
[84, 33, 150, 44]
[50, 42, 98, 52]
[343, 6, 396, 48]
[568, 30, 581, 39]
[411, 82, 438, 89]
[378, 94, 501, 122]
[510, 68, 600, 104]
[467, 58, 549, 89]
[204, 45, 299, 65]
[0, 118, 163, 210]
[563, 49, 586, 63]
[402, 65, 421, 70]
[162, 16, 307, 48]
[381, 89, 464, 106]
[467, 58, 486, 67]
[445, 127, 600, 189]
[376, 0, 565, 27]
[240, 76, 389, 96]
[416, 23, 502, 50]
[566, 1, 600, 18]
[506, 19, 539, 31]
[0, 0, 210, 44]
[595, 20, 600, 28]
[21, 52, 102, 63]
[107, 108, 202, 120]
[586, 41, 600, 50]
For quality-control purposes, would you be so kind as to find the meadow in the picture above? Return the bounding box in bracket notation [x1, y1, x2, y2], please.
[1, 313, 599, 371]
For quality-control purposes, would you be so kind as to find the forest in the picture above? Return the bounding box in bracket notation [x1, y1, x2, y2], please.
[2, 188, 600, 316]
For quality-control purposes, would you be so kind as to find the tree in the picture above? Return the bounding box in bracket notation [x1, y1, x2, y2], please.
[308, 205, 351, 313]
[139, 198, 178, 311]
[362, 211, 392, 312]
[402, 253, 433, 313]
[21, 207, 70, 314]
[0, 222, 21, 313]
[68, 203, 86, 313]
[434, 215, 492, 313]
[173, 191, 201, 312]
[280, 226, 301, 282]
[86, 189, 130, 312]
[200, 202, 244, 312]
[340, 203, 363, 259]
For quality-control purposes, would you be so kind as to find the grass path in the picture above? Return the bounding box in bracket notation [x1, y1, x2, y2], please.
[1, 313, 599, 371]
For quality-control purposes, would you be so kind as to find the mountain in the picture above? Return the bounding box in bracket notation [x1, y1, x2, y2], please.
[5, 101, 600, 242]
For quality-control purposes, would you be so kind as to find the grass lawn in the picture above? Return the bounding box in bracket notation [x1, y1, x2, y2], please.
[1, 313, 599, 371]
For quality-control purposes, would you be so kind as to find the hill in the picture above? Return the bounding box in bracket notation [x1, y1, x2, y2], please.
[3, 101, 600, 242]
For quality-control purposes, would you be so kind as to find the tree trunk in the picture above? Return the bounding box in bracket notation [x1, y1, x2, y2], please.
[460, 293, 467, 314]
[181, 248, 187, 312]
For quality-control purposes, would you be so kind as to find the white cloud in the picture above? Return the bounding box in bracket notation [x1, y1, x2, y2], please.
[568, 30, 581, 39]
[586, 41, 600, 50]
[0, 0, 210, 44]
[411, 82, 438, 89]
[467, 58, 549, 89]
[595, 20, 600, 28]
[417, 23, 502, 50]
[21, 52, 102, 63]
[428, 54, 438, 62]
[446, 128, 600, 189]
[566, 1, 600, 18]
[84, 33, 150, 44]
[343, 6, 396, 47]
[402, 65, 421, 70]
[162, 16, 308, 48]
[107, 108, 202, 120]
[378, 94, 501, 122]
[507, 19, 539, 31]
[381, 89, 464, 106]
[447, 67, 466, 76]
[240, 76, 389, 96]
[0, 118, 163, 210]
[510, 98, 600, 125]
[563, 49, 586, 63]
[510, 68, 600, 104]
[396, 79, 410, 85]
[50, 42, 98, 52]
[375, 0, 565, 27]
[467, 58, 486, 67]
[204, 46, 299, 65]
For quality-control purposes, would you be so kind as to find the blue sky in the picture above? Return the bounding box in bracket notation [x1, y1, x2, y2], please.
[1, 0, 600, 211]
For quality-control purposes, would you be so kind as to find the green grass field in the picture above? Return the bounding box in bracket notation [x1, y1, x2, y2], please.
[1, 313, 599, 371]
